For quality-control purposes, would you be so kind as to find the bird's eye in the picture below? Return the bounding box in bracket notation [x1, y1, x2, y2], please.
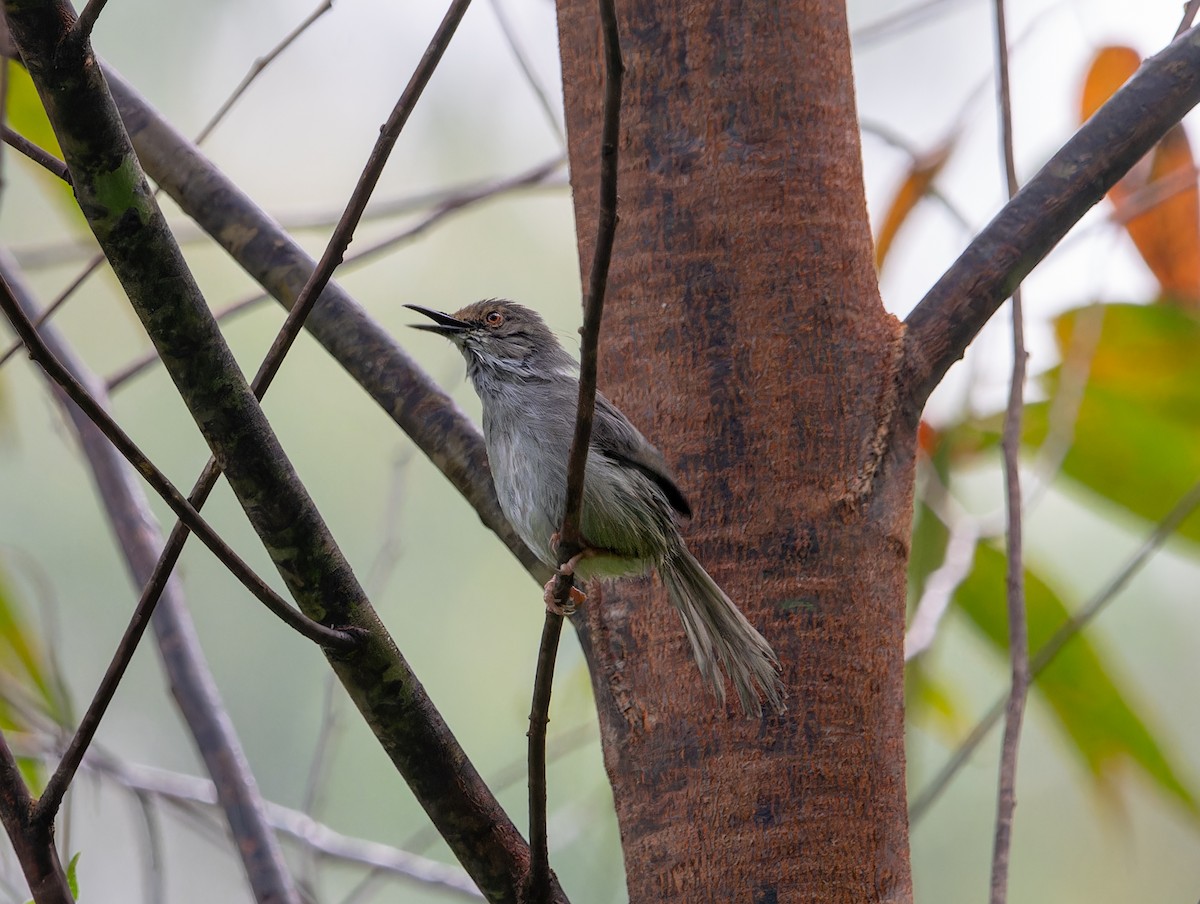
[485, 310, 504, 326]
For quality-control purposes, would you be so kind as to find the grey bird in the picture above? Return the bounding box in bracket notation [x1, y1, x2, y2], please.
[407, 300, 785, 716]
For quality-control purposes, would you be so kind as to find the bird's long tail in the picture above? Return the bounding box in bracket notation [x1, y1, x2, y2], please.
[660, 547, 785, 716]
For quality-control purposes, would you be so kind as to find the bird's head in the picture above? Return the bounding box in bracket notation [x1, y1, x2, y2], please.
[405, 300, 575, 381]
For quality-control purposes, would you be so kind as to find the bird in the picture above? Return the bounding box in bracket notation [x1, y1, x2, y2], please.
[406, 300, 785, 716]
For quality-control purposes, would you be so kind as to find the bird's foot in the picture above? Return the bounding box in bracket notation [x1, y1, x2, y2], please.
[544, 538, 600, 616]
[543, 580, 586, 616]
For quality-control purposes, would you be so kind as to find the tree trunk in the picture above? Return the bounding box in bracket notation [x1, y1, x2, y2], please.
[555, 2, 915, 901]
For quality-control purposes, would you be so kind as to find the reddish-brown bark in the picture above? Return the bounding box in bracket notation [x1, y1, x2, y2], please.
[556, 2, 914, 901]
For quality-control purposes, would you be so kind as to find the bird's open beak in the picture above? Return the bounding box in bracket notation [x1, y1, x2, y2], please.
[404, 304, 470, 336]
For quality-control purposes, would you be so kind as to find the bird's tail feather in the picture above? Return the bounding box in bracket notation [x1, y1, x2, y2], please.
[661, 548, 785, 716]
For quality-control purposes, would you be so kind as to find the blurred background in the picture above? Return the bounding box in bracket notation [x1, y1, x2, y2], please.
[0, 0, 1197, 901]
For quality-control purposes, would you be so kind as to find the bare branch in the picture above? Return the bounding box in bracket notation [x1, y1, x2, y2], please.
[487, 0, 565, 144]
[901, 25, 1200, 417]
[72, 0, 108, 42]
[104, 65, 545, 580]
[0, 732, 71, 903]
[988, 3, 1029, 901]
[1, 127, 70, 183]
[104, 155, 566, 392]
[252, 0, 473, 401]
[0, 249, 303, 904]
[527, 1, 623, 900]
[194, 0, 333, 145]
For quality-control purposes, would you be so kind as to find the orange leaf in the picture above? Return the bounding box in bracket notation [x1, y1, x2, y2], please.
[874, 140, 955, 272]
[1079, 46, 1200, 307]
[1079, 46, 1141, 123]
[1120, 126, 1200, 305]
[917, 419, 939, 457]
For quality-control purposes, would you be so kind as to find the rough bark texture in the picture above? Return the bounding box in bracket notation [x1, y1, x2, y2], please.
[556, 2, 914, 901]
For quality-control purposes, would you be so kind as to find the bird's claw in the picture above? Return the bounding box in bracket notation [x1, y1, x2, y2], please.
[543, 579, 586, 616]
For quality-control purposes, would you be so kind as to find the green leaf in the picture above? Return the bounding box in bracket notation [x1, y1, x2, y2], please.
[906, 657, 968, 739]
[957, 543, 1199, 816]
[4, 60, 83, 224]
[1026, 302, 1200, 545]
[0, 565, 67, 726]
[66, 851, 80, 899]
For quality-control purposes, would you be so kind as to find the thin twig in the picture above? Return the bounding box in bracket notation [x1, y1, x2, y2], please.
[526, 0, 623, 900]
[0, 275, 352, 647]
[0, 255, 103, 371]
[990, 3, 1030, 901]
[487, 0, 565, 144]
[105, 154, 565, 392]
[0, 250, 303, 903]
[901, 25, 1200, 414]
[909, 477, 1200, 824]
[194, 0, 334, 145]
[904, 496, 979, 660]
[72, 0, 109, 42]
[2, 0, 335, 372]
[1178, 0, 1200, 38]
[852, 0, 959, 46]
[10, 164, 566, 268]
[130, 791, 165, 904]
[1, 126, 70, 183]
[250, 0, 472, 403]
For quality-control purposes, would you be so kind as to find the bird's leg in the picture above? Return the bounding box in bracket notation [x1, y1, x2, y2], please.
[543, 580, 586, 616]
[544, 534, 596, 616]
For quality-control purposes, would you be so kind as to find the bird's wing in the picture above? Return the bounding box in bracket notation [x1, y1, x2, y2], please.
[591, 393, 693, 518]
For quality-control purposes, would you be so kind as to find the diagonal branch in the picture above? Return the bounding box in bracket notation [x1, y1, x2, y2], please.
[1, 127, 70, 183]
[194, 0, 334, 145]
[103, 66, 547, 583]
[0, 249, 303, 904]
[251, 0, 473, 404]
[0, 278, 353, 649]
[901, 25, 1200, 417]
[4, 1, 553, 899]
